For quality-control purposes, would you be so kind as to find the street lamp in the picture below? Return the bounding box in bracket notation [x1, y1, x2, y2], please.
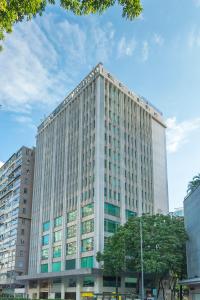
[140, 219, 145, 300]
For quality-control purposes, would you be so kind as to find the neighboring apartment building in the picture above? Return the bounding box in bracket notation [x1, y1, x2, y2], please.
[0, 147, 35, 295]
[181, 185, 200, 300]
[20, 63, 168, 299]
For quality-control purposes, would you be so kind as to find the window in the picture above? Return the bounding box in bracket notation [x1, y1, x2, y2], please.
[104, 203, 120, 217]
[81, 238, 94, 252]
[41, 249, 48, 260]
[54, 216, 62, 227]
[53, 231, 62, 243]
[81, 256, 93, 268]
[41, 263, 48, 273]
[43, 221, 50, 232]
[67, 210, 77, 222]
[24, 188, 28, 194]
[125, 277, 137, 288]
[103, 276, 121, 287]
[83, 276, 94, 287]
[67, 225, 76, 238]
[42, 235, 49, 246]
[66, 259, 76, 270]
[66, 242, 76, 255]
[52, 261, 61, 272]
[126, 210, 137, 220]
[81, 220, 94, 234]
[82, 203, 94, 218]
[104, 219, 120, 233]
[53, 246, 61, 258]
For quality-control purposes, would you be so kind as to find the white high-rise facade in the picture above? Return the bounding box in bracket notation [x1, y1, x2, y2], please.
[21, 63, 168, 299]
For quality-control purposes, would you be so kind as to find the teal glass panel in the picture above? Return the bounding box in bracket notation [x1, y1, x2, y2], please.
[41, 249, 48, 260]
[81, 238, 94, 252]
[42, 234, 49, 246]
[126, 210, 137, 220]
[53, 230, 62, 242]
[67, 210, 77, 222]
[66, 259, 76, 270]
[82, 203, 94, 217]
[104, 219, 120, 233]
[66, 242, 76, 255]
[54, 216, 62, 227]
[81, 219, 94, 234]
[52, 261, 61, 272]
[83, 276, 94, 287]
[43, 221, 50, 232]
[104, 203, 120, 217]
[53, 246, 61, 258]
[81, 256, 93, 268]
[41, 263, 48, 273]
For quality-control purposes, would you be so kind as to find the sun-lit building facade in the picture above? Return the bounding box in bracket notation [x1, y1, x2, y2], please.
[21, 63, 168, 299]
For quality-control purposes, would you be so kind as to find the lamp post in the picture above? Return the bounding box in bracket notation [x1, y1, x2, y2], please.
[140, 219, 145, 300]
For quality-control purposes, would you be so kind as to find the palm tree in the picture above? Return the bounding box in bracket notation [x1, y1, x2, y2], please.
[187, 173, 200, 194]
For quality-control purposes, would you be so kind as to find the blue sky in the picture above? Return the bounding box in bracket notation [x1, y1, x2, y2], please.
[0, 0, 200, 211]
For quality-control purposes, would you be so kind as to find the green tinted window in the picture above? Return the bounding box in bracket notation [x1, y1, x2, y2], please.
[43, 221, 50, 232]
[81, 238, 94, 252]
[54, 216, 62, 227]
[53, 246, 61, 258]
[104, 219, 120, 233]
[67, 225, 76, 238]
[105, 203, 120, 217]
[82, 203, 94, 217]
[66, 242, 76, 255]
[67, 210, 77, 222]
[42, 234, 49, 246]
[41, 263, 48, 273]
[126, 210, 137, 220]
[41, 249, 48, 260]
[53, 230, 62, 242]
[83, 276, 94, 287]
[66, 259, 76, 270]
[81, 256, 93, 268]
[81, 219, 94, 234]
[52, 261, 61, 272]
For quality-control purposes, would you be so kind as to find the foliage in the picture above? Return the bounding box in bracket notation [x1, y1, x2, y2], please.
[187, 173, 200, 195]
[0, 0, 142, 50]
[97, 214, 187, 298]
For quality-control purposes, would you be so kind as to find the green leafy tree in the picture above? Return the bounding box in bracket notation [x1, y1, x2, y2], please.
[0, 0, 142, 50]
[97, 215, 187, 300]
[187, 173, 200, 194]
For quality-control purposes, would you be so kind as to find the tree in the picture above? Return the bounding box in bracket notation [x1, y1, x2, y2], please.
[187, 173, 200, 195]
[97, 215, 187, 300]
[0, 0, 142, 50]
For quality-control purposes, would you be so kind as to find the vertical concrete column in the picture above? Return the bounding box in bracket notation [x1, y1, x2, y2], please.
[61, 281, 65, 299]
[76, 279, 81, 300]
[94, 275, 103, 294]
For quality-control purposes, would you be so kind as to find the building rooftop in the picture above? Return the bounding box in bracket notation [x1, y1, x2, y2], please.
[38, 63, 165, 133]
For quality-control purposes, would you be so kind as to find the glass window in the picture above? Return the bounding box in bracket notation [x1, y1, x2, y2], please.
[52, 261, 61, 272]
[42, 234, 49, 246]
[67, 210, 77, 223]
[66, 242, 76, 255]
[81, 256, 93, 268]
[81, 238, 94, 252]
[53, 230, 62, 243]
[82, 203, 94, 218]
[66, 259, 76, 270]
[126, 210, 137, 220]
[83, 276, 94, 287]
[125, 277, 137, 288]
[104, 203, 120, 217]
[43, 221, 50, 231]
[41, 263, 48, 273]
[81, 220, 94, 234]
[104, 219, 120, 233]
[67, 225, 76, 238]
[41, 249, 48, 260]
[53, 246, 61, 258]
[103, 276, 121, 287]
[54, 216, 62, 227]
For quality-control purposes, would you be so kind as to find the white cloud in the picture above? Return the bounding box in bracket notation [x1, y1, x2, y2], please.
[117, 37, 136, 58]
[142, 41, 149, 62]
[0, 161, 4, 168]
[0, 14, 115, 113]
[153, 33, 164, 46]
[14, 115, 37, 130]
[166, 117, 200, 153]
[188, 28, 200, 48]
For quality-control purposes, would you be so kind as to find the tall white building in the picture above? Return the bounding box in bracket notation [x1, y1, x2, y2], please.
[0, 147, 35, 296]
[21, 63, 168, 299]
